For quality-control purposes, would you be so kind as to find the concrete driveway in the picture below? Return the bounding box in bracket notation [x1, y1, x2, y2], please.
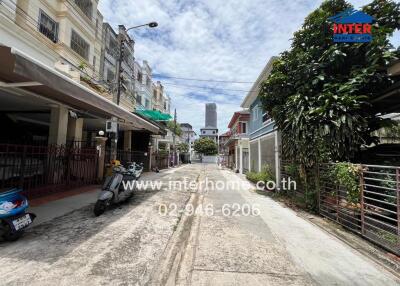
[164, 164, 400, 286]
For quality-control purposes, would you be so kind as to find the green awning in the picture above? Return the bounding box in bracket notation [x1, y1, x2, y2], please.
[136, 109, 172, 121]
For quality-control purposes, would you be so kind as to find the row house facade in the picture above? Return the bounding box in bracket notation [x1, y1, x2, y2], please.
[134, 60, 153, 110]
[240, 57, 281, 182]
[152, 81, 170, 114]
[224, 111, 250, 174]
[0, 0, 162, 197]
[99, 23, 135, 111]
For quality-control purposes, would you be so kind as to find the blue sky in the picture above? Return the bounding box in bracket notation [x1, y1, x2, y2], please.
[99, 0, 400, 135]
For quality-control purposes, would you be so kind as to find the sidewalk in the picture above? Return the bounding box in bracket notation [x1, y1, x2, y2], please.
[26, 168, 183, 226]
[28, 185, 100, 226]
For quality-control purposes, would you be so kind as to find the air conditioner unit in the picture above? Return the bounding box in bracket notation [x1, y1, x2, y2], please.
[106, 120, 118, 133]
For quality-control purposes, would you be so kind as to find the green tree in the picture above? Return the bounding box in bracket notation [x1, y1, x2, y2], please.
[259, 0, 400, 165]
[167, 121, 182, 136]
[177, 142, 189, 153]
[194, 138, 218, 155]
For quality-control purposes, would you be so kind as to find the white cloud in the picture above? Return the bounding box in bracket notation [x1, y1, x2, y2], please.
[98, 0, 398, 134]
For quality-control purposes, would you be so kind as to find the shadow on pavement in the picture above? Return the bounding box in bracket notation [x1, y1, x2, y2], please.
[0, 190, 160, 264]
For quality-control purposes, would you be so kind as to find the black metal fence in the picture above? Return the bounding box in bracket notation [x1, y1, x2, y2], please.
[152, 152, 169, 170]
[105, 148, 150, 170]
[0, 144, 98, 198]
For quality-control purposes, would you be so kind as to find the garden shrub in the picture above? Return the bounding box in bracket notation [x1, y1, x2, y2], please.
[246, 164, 275, 185]
[330, 162, 361, 205]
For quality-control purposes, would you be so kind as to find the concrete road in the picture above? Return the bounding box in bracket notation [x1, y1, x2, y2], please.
[170, 164, 400, 286]
[0, 163, 399, 286]
[0, 165, 196, 286]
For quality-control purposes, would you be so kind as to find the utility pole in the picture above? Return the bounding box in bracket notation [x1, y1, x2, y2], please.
[109, 27, 127, 160]
[116, 28, 125, 106]
[172, 108, 177, 166]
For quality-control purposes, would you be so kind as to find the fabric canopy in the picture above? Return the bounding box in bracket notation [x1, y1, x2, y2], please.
[137, 109, 172, 121]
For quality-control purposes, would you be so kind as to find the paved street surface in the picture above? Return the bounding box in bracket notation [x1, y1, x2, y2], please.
[0, 164, 399, 285]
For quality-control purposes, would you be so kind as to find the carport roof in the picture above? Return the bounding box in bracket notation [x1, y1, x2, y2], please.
[0, 45, 160, 134]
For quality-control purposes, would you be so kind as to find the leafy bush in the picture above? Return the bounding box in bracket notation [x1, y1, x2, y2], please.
[177, 142, 189, 153]
[246, 165, 275, 185]
[158, 149, 169, 156]
[330, 162, 361, 204]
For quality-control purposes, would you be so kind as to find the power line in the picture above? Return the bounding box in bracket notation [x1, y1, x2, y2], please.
[153, 74, 254, 84]
[162, 82, 256, 93]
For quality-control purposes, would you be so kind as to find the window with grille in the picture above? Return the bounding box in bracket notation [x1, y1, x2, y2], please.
[71, 30, 89, 60]
[74, 0, 93, 19]
[38, 10, 58, 43]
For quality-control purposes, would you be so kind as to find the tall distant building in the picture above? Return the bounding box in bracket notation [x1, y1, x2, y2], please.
[200, 103, 218, 143]
[205, 103, 217, 128]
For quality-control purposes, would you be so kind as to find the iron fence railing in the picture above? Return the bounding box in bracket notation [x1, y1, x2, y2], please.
[0, 144, 98, 198]
[152, 152, 169, 170]
[281, 161, 399, 255]
[105, 148, 150, 170]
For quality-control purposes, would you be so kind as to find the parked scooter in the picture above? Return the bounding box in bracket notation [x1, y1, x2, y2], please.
[94, 162, 142, 216]
[0, 188, 36, 241]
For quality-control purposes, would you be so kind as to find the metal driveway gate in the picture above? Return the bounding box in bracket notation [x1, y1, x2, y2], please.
[319, 164, 400, 255]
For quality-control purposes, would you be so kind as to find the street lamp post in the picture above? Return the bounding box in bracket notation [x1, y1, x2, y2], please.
[111, 22, 158, 160]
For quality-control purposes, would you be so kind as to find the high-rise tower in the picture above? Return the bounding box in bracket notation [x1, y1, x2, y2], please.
[200, 103, 218, 143]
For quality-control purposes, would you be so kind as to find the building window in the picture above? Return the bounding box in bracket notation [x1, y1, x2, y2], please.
[145, 99, 150, 108]
[71, 30, 89, 60]
[137, 94, 142, 105]
[106, 69, 115, 82]
[241, 122, 247, 134]
[137, 72, 142, 83]
[146, 76, 151, 87]
[95, 19, 98, 38]
[74, 0, 93, 19]
[262, 112, 271, 124]
[253, 106, 259, 121]
[92, 56, 96, 70]
[38, 9, 58, 43]
[213, 131, 216, 134]
[202, 131, 205, 134]
[107, 35, 118, 58]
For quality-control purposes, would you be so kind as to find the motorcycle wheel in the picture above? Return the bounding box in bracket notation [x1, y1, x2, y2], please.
[2, 224, 24, 242]
[94, 200, 107, 216]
